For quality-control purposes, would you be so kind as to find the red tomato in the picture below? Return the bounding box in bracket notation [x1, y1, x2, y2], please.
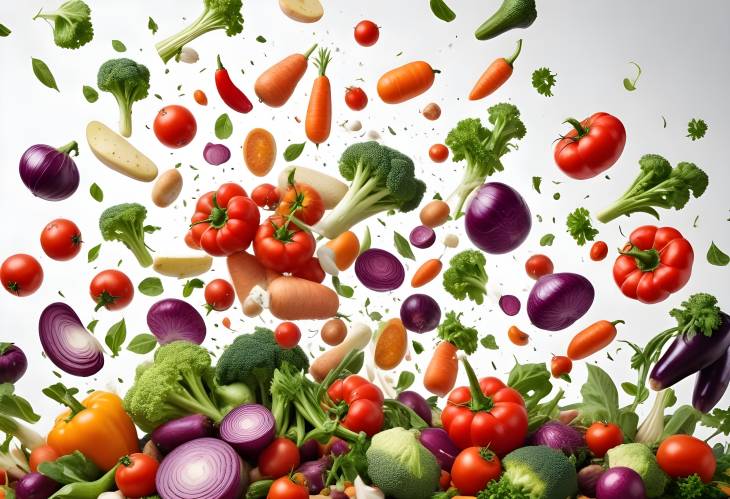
[429, 144, 449, 163]
[345, 382, 384, 406]
[114, 453, 159, 498]
[274, 322, 301, 349]
[292, 257, 325, 283]
[439, 469, 450, 490]
[251, 183, 280, 210]
[259, 438, 301, 478]
[345, 86, 368, 111]
[275, 183, 325, 225]
[29, 445, 59, 473]
[1, 254, 43, 297]
[267, 476, 308, 499]
[253, 216, 316, 273]
[590, 240, 608, 261]
[657, 434, 716, 483]
[551, 356, 573, 378]
[89, 269, 133, 311]
[204, 279, 235, 311]
[585, 422, 624, 458]
[554, 112, 626, 179]
[40, 219, 82, 261]
[451, 447, 502, 495]
[354, 20, 379, 46]
[153, 104, 197, 148]
[525, 254, 553, 280]
[342, 398, 384, 436]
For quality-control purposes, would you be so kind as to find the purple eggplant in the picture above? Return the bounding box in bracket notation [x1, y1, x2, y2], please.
[0, 343, 28, 383]
[692, 345, 730, 413]
[650, 312, 730, 390]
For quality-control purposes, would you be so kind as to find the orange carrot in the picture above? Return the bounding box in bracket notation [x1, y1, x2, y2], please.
[411, 258, 443, 288]
[377, 61, 438, 104]
[310, 322, 372, 382]
[227, 252, 271, 304]
[267, 275, 339, 320]
[567, 319, 624, 360]
[193, 89, 207, 105]
[424, 341, 459, 397]
[469, 39, 522, 101]
[374, 318, 407, 370]
[508, 325, 530, 346]
[317, 231, 360, 275]
[305, 48, 333, 144]
[255, 44, 317, 107]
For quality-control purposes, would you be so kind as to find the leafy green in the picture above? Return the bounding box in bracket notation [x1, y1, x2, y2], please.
[566, 207, 598, 246]
[660, 405, 702, 439]
[97, 58, 150, 137]
[284, 142, 306, 161]
[111, 39, 126, 52]
[99, 203, 153, 267]
[215, 113, 233, 139]
[531, 176, 541, 193]
[623, 61, 642, 91]
[687, 118, 707, 141]
[0, 384, 40, 423]
[138, 277, 163, 296]
[540, 233, 555, 246]
[394, 371, 415, 393]
[0, 23, 10, 37]
[574, 365, 619, 425]
[507, 362, 561, 430]
[332, 276, 354, 298]
[531, 67, 556, 96]
[412, 341, 424, 355]
[147, 16, 158, 34]
[105, 319, 126, 357]
[89, 183, 103, 202]
[82, 85, 98, 102]
[480, 334, 498, 350]
[182, 278, 204, 297]
[437, 311, 478, 354]
[393, 231, 415, 260]
[255, 35, 266, 43]
[127, 334, 157, 355]
[31, 57, 59, 91]
[707, 242, 729, 266]
[702, 408, 730, 441]
[33, 0, 93, 49]
[87, 244, 100, 263]
[442, 250, 488, 305]
[38, 451, 101, 484]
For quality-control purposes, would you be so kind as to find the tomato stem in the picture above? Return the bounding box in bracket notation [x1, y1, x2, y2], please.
[620, 245, 661, 272]
[461, 356, 494, 412]
[564, 118, 588, 139]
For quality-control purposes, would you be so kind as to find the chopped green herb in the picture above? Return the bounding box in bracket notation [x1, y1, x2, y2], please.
[532, 176, 542, 193]
[623, 61, 642, 91]
[87, 244, 101, 262]
[332, 276, 354, 298]
[540, 234, 555, 246]
[147, 17, 158, 34]
[412, 341, 424, 355]
[82, 85, 98, 103]
[566, 207, 599, 246]
[707, 242, 729, 266]
[182, 278, 204, 297]
[111, 40, 126, 52]
[687, 118, 708, 141]
[394, 371, 416, 393]
[480, 334, 498, 350]
[531, 67, 556, 97]
[86, 320, 98, 333]
[255, 35, 266, 43]
[138, 277, 164, 296]
[89, 183, 103, 202]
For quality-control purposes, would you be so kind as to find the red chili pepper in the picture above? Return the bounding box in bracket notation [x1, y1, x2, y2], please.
[215, 55, 253, 113]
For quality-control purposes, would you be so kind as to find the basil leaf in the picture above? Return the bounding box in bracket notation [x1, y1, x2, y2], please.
[215, 113, 233, 139]
[661, 405, 702, 439]
[182, 278, 205, 297]
[38, 451, 100, 484]
[126, 333, 158, 355]
[393, 231, 415, 260]
[86, 319, 98, 333]
[0, 389, 40, 423]
[540, 233, 555, 246]
[507, 362, 553, 411]
[31, 57, 59, 91]
[255, 35, 266, 43]
[0, 23, 11, 37]
[105, 319, 127, 357]
[532, 176, 542, 194]
[412, 341, 424, 355]
[111, 40, 126, 52]
[480, 334, 498, 350]
[89, 183, 103, 202]
[147, 17, 158, 34]
[394, 371, 415, 394]
[707, 241, 729, 266]
[429, 0, 456, 22]
[284, 142, 306, 162]
[332, 276, 354, 298]
[138, 277, 163, 296]
[87, 244, 101, 263]
[82, 85, 98, 103]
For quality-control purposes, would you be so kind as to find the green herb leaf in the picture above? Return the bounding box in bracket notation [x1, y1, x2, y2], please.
[701, 408, 730, 437]
[86, 319, 98, 333]
[89, 183, 103, 202]
[531, 67, 556, 97]
[87, 244, 101, 263]
[105, 319, 127, 357]
[31, 57, 59, 91]
[111, 40, 126, 52]
[623, 61, 642, 91]
[215, 113, 233, 139]
[284, 142, 306, 162]
[394, 371, 416, 393]
[182, 278, 204, 297]
[332, 276, 354, 298]
[0, 386, 40, 423]
[0, 23, 11, 37]
[387, 126, 396, 136]
[480, 334, 498, 350]
[412, 341, 424, 355]
[147, 17, 158, 34]
[126, 333, 158, 355]
[38, 451, 101, 484]
[255, 35, 266, 43]
[143, 225, 161, 234]
[566, 207, 599, 246]
[138, 277, 163, 296]
[662, 116, 667, 128]
[576, 364, 619, 425]
[707, 242, 729, 266]
[532, 176, 542, 194]
[661, 405, 702, 439]
[393, 231, 415, 260]
[359, 226, 371, 254]
[687, 118, 708, 141]
[82, 85, 98, 103]
[540, 234, 555, 246]
[429, 0, 456, 21]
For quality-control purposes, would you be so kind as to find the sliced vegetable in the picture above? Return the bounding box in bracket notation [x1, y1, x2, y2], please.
[317, 231, 359, 276]
[219, 404, 275, 459]
[526, 272, 594, 331]
[279, 0, 323, 23]
[19, 141, 80, 201]
[153, 255, 213, 278]
[374, 319, 407, 370]
[86, 121, 158, 182]
[310, 322, 371, 382]
[355, 248, 405, 292]
[244, 128, 277, 177]
[38, 303, 104, 377]
[203, 142, 231, 165]
[409, 225, 436, 249]
[498, 295, 520, 316]
[278, 166, 348, 209]
[147, 298, 206, 345]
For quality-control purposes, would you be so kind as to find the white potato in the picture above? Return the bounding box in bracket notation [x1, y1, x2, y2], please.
[279, 0, 323, 23]
[153, 255, 212, 278]
[86, 121, 158, 182]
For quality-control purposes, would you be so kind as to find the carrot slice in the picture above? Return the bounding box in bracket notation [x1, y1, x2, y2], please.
[243, 128, 277, 176]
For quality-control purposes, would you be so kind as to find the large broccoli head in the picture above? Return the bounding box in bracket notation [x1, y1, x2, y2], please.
[97, 58, 150, 137]
[33, 0, 93, 49]
[606, 443, 669, 497]
[99, 203, 153, 268]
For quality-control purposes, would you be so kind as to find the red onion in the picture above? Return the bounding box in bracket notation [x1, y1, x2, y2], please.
[203, 142, 231, 165]
[151, 414, 214, 454]
[355, 248, 405, 291]
[0, 343, 28, 383]
[299, 439, 321, 462]
[147, 298, 206, 345]
[296, 456, 332, 494]
[397, 390, 432, 425]
[156, 437, 246, 499]
[527, 272, 594, 331]
[596, 467, 646, 499]
[38, 303, 104, 377]
[465, 182, 531, 254]
[409, 225, 436, 249]
[419, 428, 460, 471]
[329, 439, 349, 456]
[400, 293, 441, 333]
[19, 142, 80, 201]
[578, 464, 605, 497]
[219, 403, 275, 459]
[499, 294, 521, 316]
[15, 472, 60, 499]
[527, 421, 585, 455]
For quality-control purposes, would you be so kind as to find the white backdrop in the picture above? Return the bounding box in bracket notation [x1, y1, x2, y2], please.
[1, 1, 729, 437]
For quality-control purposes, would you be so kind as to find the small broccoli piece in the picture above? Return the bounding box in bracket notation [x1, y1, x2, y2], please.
[124, 341, 223, 432]
[445, 103, 526, 217]
[666, 473, 726, 499]
[312, 141, 426, 240]
[97, 58, 150, 137]
[596, 154, 708, 223]
[669, 292, 722, 337]
[437, 311, 478, 354]
[442, 250, 488, 305]
[32, 0, 93, 49]
[99, 203, 153, 267]
[606, 443, 669, 497]
[155, 0, 244, 63]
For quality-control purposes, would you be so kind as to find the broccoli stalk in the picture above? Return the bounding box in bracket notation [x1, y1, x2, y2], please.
[437, 312, 478, 354]
[312, 141, 426, 240]
[155, 0, 244, 64]
[596, 154, 708, 223]
[99, 203, 153, 268]
[97, 58, 150, 137]
[442, 250, 489, 305]
[32, 0, 93, 49]
[445, 103, 526, 217]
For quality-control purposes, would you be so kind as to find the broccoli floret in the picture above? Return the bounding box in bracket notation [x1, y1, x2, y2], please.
[124, 341, 223, 432]
[596, 154, 708, 223]
[606, 443, 668, 497]
[665, 473, 726, 499]
[216, 327, 309, 407]
[99, 203, 153, 268]
[312, 141, 426, 240]
[97, 58, 150, 137]
[437, 311, 478, 354]
[442, 250, 488, 305]
[155, 0, 244, 64]
[446, 103, 526, 217]
[32, 0, 93, 49]
[669, 292, 722, 337]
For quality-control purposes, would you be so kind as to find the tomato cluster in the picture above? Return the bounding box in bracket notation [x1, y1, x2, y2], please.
[327, 375, 384, 437]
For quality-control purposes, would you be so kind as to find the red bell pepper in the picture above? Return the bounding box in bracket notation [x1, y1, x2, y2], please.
[215, 55, 253, 113]
[554, 112, 626, 179]
[613, 225, 694, 304]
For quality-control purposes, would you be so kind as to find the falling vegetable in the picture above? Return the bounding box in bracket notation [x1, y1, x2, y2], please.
[215, 55, 253, 113]
[18, 142, 80, 201]
[474, 0, 537, 40]
[305, 48, 333, 144]
[565, 207, 599, 246]
[255, 44, 318, 107]
[424, 312, 477, 396]
[623, 61, 642, 91]
[373, 318, 408, 370]
[97, 58, 150, 137]
[469, 39, 522, 101]
[567, 320, 624, 360]
[32, 0, 93, 49]
[411, 258, 443, 288]
[686, 118, 708, 141]
[531, 67, 557, 96]
[377, 61, 438, 104]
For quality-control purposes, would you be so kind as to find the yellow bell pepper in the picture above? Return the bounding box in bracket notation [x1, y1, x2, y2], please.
[45, 384, 139, 471]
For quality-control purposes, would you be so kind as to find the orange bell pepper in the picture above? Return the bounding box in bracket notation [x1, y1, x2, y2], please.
[44, 383, 139, 471]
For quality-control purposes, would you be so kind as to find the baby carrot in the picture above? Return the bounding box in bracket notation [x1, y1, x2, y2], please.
[567, 319, 624, 360]
[411, 258, 443, 287]
[469, 39, 522, 101]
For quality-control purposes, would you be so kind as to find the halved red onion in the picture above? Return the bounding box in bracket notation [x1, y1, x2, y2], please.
[499, 294, 521, 316]
[219, 403, 275, 459]
[147, 298, 206, 345]
[38, 303, 104, 377]
[203, 142, 231, 165]
[355, 248, 405, 292]
[155, 437, 245, 499]
[409, 225, 436, 249]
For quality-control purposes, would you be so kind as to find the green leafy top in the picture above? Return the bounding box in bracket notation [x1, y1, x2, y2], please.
[442, 250, 488, 305]
[33, 0, 93, 49]
[669, 292, 721, 337]
[437, 312, 478, 354]
[686, 118, 708, 141]
[668, 473, 725, 499]
[531, 67, 556, 97]
[566, 207, 598, 246]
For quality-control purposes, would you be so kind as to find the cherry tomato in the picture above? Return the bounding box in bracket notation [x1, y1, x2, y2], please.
[204, 279, 235, 312]
[40, 219, 82, 261]
[551, 356, 573, 378]
[29, 445, 59, 473]
[267, 476, 308, 499]
[439, 469, 450, 490]
[259, 438, 301, 478]
[657, 434, 716, 483]
[429, 144, 449, 163]
[525, 254, 554, 280]
[1, 254, 43, 297]
[345, 382, 384, 406]
[590, 240, 609, 261]
[451, 447, 502, 495]
[275, 322, 301, 349]
[345, 86, 368, 111]
[115, 453, 159, 498]
[354, 20, 379, 46]
[89, 269, 133, 311]
[585, 422, 624, 458]
[342, 398, 384, 436]
[251, 183, 280, 209]
[153, 104, 197, 148]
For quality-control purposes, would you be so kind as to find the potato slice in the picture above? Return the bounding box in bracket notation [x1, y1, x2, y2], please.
[153, 255, 213, 278]
[86, 121, 158, 182]
[279, 0, 323, 23]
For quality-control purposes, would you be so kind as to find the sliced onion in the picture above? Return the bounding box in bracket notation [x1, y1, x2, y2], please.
[203, 142, 231, 165]
[38, 303, 104, 377]
[218, 403, 275, 459]
[355, 248, 405, 292]
[155, 437, 245, 499]
[499, 294, 521, 316]
[409, 225, 436, 249]
[147, 298, 206, 345]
